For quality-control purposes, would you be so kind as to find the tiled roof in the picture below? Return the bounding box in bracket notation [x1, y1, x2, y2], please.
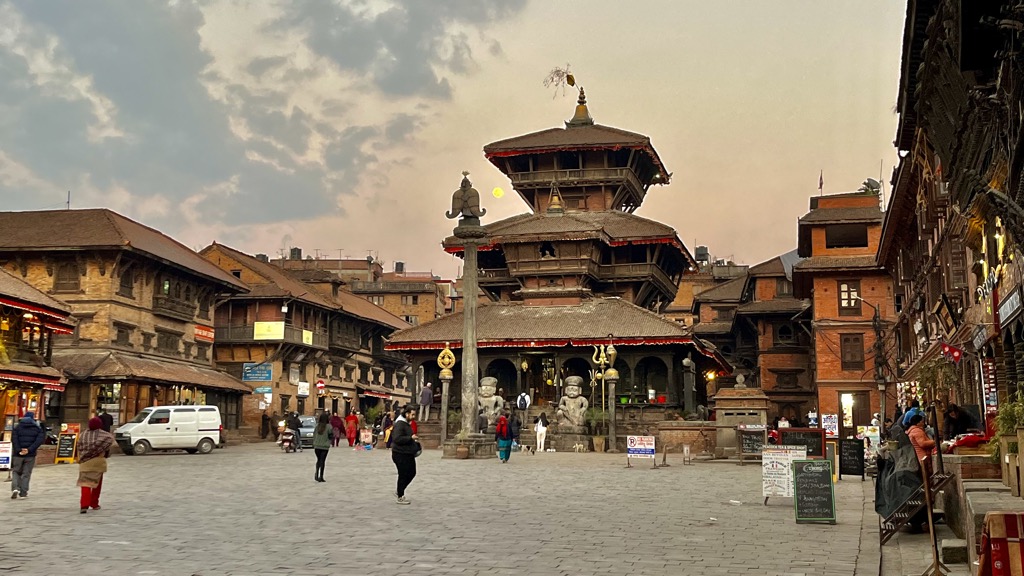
[52, 351, 251, 393]
[748, 257, 785, 276]
[736, 299, 811, 314]
[444, 211, 680, 247]
[798, 207, 884, 224]
[691, 321, 734, 335]
[692, 276, 747, 303]
[793, 255, 879, 271]
[203, 244, 409, 331]
[0, 209, 247, 291]
[388, 297, 689, 345]
[483, 122, 670, 182]
[203, 244, 338, 310]
[0, 267, 71, 315]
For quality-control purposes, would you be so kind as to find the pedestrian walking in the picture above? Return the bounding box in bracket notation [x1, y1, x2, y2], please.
[534, 412, 549, 452]
[11, 411, 45, 500]
[330, 412, 344, 447]
[286, 412, 302, 451]
[312, 413, 333, 482]
[98, 408, 114, 433]
[510, 412, 522, 445]
[260, 410, 271, 440]
[77, 417, 114, 513]
[383, 409, 395, 449]
[390, 405, 419, 505]
[419, 382, 433, 421]
[495, 412, 513, 463]
[345, 411, 359, 446]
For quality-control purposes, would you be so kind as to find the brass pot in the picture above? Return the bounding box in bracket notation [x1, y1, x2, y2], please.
[455, 444, 470, 459]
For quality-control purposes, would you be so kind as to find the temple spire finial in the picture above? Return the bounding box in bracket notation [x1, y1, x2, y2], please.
[565, 76, 593, 127]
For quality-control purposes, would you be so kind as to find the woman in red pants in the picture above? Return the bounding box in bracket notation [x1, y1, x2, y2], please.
[77, 417, 114, 514]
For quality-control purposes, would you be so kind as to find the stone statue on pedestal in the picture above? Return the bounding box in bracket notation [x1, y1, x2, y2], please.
[556, 376, 589, 432]
[477, 377, 503, 428]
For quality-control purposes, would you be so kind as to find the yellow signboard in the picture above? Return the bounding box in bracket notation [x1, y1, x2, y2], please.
[253, 321, 285, 340]
[302, 330, 313, 345]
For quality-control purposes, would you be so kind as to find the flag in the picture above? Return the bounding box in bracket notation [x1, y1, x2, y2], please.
[818, 170, 823, 194]
[941, 342, 965, 364]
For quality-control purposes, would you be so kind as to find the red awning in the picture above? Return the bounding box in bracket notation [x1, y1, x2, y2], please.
[0, 297, 68, 320]
[0, 369, 63, 386]
[357, 384, 392, 400]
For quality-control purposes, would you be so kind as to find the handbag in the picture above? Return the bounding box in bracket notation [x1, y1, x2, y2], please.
[413, 441, 423, 458]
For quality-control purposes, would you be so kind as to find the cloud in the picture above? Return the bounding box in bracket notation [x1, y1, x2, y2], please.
[0, 0, 526, 268]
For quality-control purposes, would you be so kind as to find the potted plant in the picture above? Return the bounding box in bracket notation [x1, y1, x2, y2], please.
[454, 429, 470, 459]
[993, 391, 1024, 487]
[586, 407, 607, 453]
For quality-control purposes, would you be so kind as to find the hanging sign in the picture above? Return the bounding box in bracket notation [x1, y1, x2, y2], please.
[821, 414, 839, 438]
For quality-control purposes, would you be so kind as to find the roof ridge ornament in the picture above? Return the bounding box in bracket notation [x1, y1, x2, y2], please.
[565, 73, 593, 127]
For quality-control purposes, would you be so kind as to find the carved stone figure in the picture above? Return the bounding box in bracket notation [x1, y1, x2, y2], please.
[446, 171, 487, 220]
[556, 376, 589, 431]
[477, 377, 503, 427]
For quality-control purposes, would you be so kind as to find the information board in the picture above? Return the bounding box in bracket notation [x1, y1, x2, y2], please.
[762, 445, 807, 501]
[793, 459, 837, 524]
[0, 441, 11, 470]
[359, 429, 372, 445]
[737, 427, 767, 466]
[626, 435, 656, 458]
[839, 438, 866, 480]
[778, 427, 826, 458]
[54, 423, 80, 464]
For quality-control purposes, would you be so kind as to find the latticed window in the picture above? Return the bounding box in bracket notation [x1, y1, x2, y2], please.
[117, 270, 134, 298]
[838, 281, 861, 316]
[54, 262, 80, 292]
[840, 334, 865, 370]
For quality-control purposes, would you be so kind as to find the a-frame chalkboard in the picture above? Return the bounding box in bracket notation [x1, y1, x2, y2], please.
[793, 459, 837, 524]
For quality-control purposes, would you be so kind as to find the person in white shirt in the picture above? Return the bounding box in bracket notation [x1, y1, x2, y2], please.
[777, 416, 791, 428]
[534, 412, 549, 452]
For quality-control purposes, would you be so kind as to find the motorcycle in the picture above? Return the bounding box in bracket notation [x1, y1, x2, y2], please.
[278, 420, 297, 453]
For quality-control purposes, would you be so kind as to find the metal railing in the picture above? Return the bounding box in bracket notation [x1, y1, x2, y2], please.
[214, 324, 328, 349]
[507, 167, 644, 192]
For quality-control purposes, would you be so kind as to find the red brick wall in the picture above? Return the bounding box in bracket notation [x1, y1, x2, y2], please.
[810, 226, 883, 257]
[815, 195, 880, 209]
[754, 278, 776, 301]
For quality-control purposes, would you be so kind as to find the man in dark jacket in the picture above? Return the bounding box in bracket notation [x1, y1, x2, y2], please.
[98, 408, 114, 433]
[286, 412, 303, 451]
[11, 411, 46, 499]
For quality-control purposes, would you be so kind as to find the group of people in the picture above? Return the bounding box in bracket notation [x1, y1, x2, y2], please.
[9, 410, 116, 514]
[263, 409, 365, 449]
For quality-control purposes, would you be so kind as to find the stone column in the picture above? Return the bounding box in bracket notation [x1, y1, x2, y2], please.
[682, 354, 696, 414]
[459, 228, 482, 435]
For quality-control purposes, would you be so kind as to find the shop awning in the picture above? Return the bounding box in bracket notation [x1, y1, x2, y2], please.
[0, 363, 64, 388]
[357, 384, 393, 400]
[52, 351, 252, 393]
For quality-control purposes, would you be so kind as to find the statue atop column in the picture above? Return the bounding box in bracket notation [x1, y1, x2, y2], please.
[556, 376, 589, 432]
[446, 171, 486, 220]
[477, 376, 503, 428]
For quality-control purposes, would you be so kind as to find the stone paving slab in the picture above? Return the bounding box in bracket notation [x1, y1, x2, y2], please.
[0, 444, 875, 575]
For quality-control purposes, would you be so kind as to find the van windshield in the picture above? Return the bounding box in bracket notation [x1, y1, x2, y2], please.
[128, 409, 152, 424]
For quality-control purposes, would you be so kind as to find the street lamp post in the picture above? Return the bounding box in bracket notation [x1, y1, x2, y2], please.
[855, 296, 888, 428]
[591, 335, 618, 452]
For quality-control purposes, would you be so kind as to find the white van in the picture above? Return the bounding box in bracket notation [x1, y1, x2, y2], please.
[115, 405, 224, 455]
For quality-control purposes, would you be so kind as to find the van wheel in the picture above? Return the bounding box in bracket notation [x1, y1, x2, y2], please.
[184, 448, 198, 454]
[132, 440, 151, 456]
[197, 438, 215, 454]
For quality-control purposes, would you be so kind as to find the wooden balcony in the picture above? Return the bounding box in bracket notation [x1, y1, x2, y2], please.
[214, 324, 329, 350]
[507, 167, 644, 192]
[349, 281, 436, 293]
[152, 295, 197, 322]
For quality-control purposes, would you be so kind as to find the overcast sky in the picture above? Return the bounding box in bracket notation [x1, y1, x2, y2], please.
[0, 0, 905, 277]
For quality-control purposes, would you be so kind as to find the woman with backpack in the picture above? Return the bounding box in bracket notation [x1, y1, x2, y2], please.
[495, 411, 514, 463]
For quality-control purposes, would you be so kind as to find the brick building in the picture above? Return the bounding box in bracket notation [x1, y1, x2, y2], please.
[0, 209, 251, 430]
[792, 193, 894, 437]
[200, 244, 410, 428]
[691, 251, 813, 423]
[0, 267, 75, 429]
[664, 255, 748, 327]
[349, 265, 448, 327]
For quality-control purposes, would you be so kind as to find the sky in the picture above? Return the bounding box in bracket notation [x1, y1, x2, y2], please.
[0, 0, 907, 278]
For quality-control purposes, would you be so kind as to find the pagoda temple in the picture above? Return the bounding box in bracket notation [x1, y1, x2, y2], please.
[386, 87, 728, 413]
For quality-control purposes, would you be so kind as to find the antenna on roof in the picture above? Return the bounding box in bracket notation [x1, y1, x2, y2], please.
[66, 191, 71, 210]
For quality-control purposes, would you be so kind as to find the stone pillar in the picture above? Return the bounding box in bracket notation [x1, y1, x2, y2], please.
[682, 354, 696, 414]
[665, 355, 677, 406]
[459, 228, 482, 436]
[606, 368, 619, 452]
[440, 375, 451, 444]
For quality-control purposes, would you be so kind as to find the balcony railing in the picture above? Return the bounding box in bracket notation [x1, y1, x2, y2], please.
[349, 281, 436, 293]
[507, 167, 644, 193]
[214, 324, 328, 349]
[153, 295, 197, 322]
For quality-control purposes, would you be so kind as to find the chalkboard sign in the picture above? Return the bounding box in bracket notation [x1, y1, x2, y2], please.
[740, 430, 766, 454]
[55, 433, 78, 463]
[839, 438, 865, 480]
[793, 459, 836, 524]
[778, 428, 825, 458]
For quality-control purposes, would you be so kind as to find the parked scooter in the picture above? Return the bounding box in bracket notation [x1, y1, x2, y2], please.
[278, 420, 297, 453]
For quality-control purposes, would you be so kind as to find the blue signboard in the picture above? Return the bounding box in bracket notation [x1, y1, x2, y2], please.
[242, 362, 273, 382]
[252, 386, 273, 394]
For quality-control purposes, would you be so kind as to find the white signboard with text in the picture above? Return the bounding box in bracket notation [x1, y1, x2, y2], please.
[762, 445, 807, 499]
[0, 441, 11, 470]
[626, 435, 656, 459]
